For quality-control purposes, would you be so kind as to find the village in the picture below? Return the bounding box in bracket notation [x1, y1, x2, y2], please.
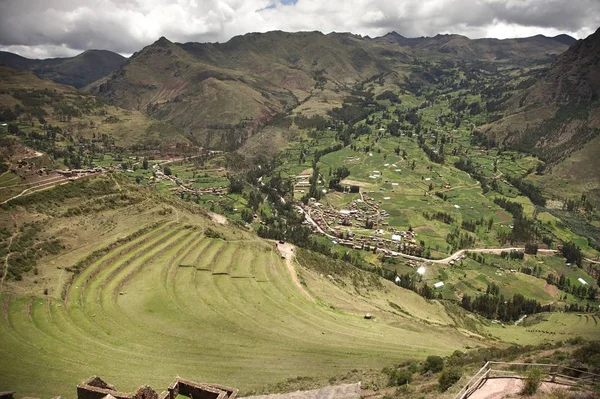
[295, 196, 423, 258]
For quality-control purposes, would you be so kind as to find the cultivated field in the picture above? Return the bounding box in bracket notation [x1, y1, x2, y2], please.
[0, 221, 485, 398]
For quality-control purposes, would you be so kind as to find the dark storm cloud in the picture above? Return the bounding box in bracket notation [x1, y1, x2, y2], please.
[0, 0, 598, 59]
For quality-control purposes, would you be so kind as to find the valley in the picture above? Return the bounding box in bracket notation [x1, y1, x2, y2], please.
[0, 27, 599, 399]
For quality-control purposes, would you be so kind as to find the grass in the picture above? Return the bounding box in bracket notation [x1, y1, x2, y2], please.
[0, 221, 491, 398]
[487, 312, 600, 344]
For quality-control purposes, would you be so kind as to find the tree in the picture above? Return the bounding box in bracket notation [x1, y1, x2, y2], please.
[388, 369, 412, 387]
[163, 166, 172, 176]
[438, 367, 462, 392]
[423, 356, 444, 374]
[561, 241, 583, 266]
[524, 242, 538, 255]
[241, 208, 254, 223]
[228, 175, 244, 194]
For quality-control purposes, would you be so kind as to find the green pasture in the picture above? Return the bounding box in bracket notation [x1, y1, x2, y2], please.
[487, 312, 600, 344]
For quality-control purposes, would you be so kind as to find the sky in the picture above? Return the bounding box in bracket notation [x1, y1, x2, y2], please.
[0, 0, 599, 59]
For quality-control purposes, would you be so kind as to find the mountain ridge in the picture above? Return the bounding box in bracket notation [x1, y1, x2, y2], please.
[0, 49, 126, 88]
[84, 30, 572, 149]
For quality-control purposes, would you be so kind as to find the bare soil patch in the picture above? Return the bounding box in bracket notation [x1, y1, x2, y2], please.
[340, 179, 374, 189]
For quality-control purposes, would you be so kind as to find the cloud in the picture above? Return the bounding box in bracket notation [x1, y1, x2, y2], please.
[0, 0, 599, 58]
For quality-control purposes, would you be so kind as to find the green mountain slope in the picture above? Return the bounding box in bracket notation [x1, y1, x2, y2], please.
[0, 66, 190, 148]
[482, 27, 600, 166]
[86, 31, 572, 150]
[86, 32, 404, 149]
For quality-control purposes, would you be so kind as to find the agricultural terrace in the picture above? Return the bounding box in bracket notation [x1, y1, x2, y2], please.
[0, 221, 488, 399]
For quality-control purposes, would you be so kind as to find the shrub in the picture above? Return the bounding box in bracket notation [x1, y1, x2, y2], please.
[388, 369, 413, 387]
[204, 227, 224, 239]
[438, 367, 462, 392]
[423, 355, 444, 374]
[521, 367, 544, 395]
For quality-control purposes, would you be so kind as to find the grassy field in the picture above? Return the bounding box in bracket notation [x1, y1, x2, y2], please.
[0, 219, 491, 398]
[0, 175, 598, 399]
[487, 312, 600, 344]
[2, 218, 598, 398]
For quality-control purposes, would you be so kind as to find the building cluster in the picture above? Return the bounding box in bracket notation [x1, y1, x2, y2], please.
[152, 165, 228, 197]
[56, 167, 105, 178]
[297, 200, 420, 256]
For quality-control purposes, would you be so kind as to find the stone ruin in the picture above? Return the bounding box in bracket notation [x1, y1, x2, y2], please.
[77, 376, 238, 399]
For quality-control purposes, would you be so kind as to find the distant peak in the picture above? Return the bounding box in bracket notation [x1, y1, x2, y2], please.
[550, 34, 578, 46]
[384, 31, 405, 38]
[154, 36, 172, 46]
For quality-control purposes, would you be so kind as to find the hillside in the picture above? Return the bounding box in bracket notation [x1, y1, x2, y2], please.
[479, 28, 600, 204]
[86, 31, 571, 150]
[0, 66, 191, 151]
[0, 49, 126, 88]
[86, 32, 398, 149]
[373, 32, 574, 62]
[0, 171, 598, 399]
[483, 28, 600, 159]
[0, 173, 490, 398]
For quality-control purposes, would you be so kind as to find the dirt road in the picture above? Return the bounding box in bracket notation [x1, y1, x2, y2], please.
[276, 242, 313, 301]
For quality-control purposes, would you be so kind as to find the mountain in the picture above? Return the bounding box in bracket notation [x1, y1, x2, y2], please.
[86, 32, 399, 149]
[372, 32, 574, 62]
[522, 29, 599, 105]
[480, 28, 600, 204]
[0, 66, 191, 149]
[483, 27, 600, 158]
[86, 31, 572, 150]
[0, 49, 126, 88]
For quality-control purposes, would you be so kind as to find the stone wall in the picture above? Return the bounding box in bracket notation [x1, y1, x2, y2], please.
[78, 376, 237, 399]
[167, 378, 238, 399]
[77, 376, 157, 399]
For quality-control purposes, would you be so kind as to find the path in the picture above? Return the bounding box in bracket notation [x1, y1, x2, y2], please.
[0, 227, 17, 293]
[110, 172, 122, 191]
[0, 179, 70, 205]
[469, 378, 571, 399]
[241, 382, 360, 399]
[432, 248, 558, 264]
[276, 242, 313, 301]
[0, 172, 103, 205]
